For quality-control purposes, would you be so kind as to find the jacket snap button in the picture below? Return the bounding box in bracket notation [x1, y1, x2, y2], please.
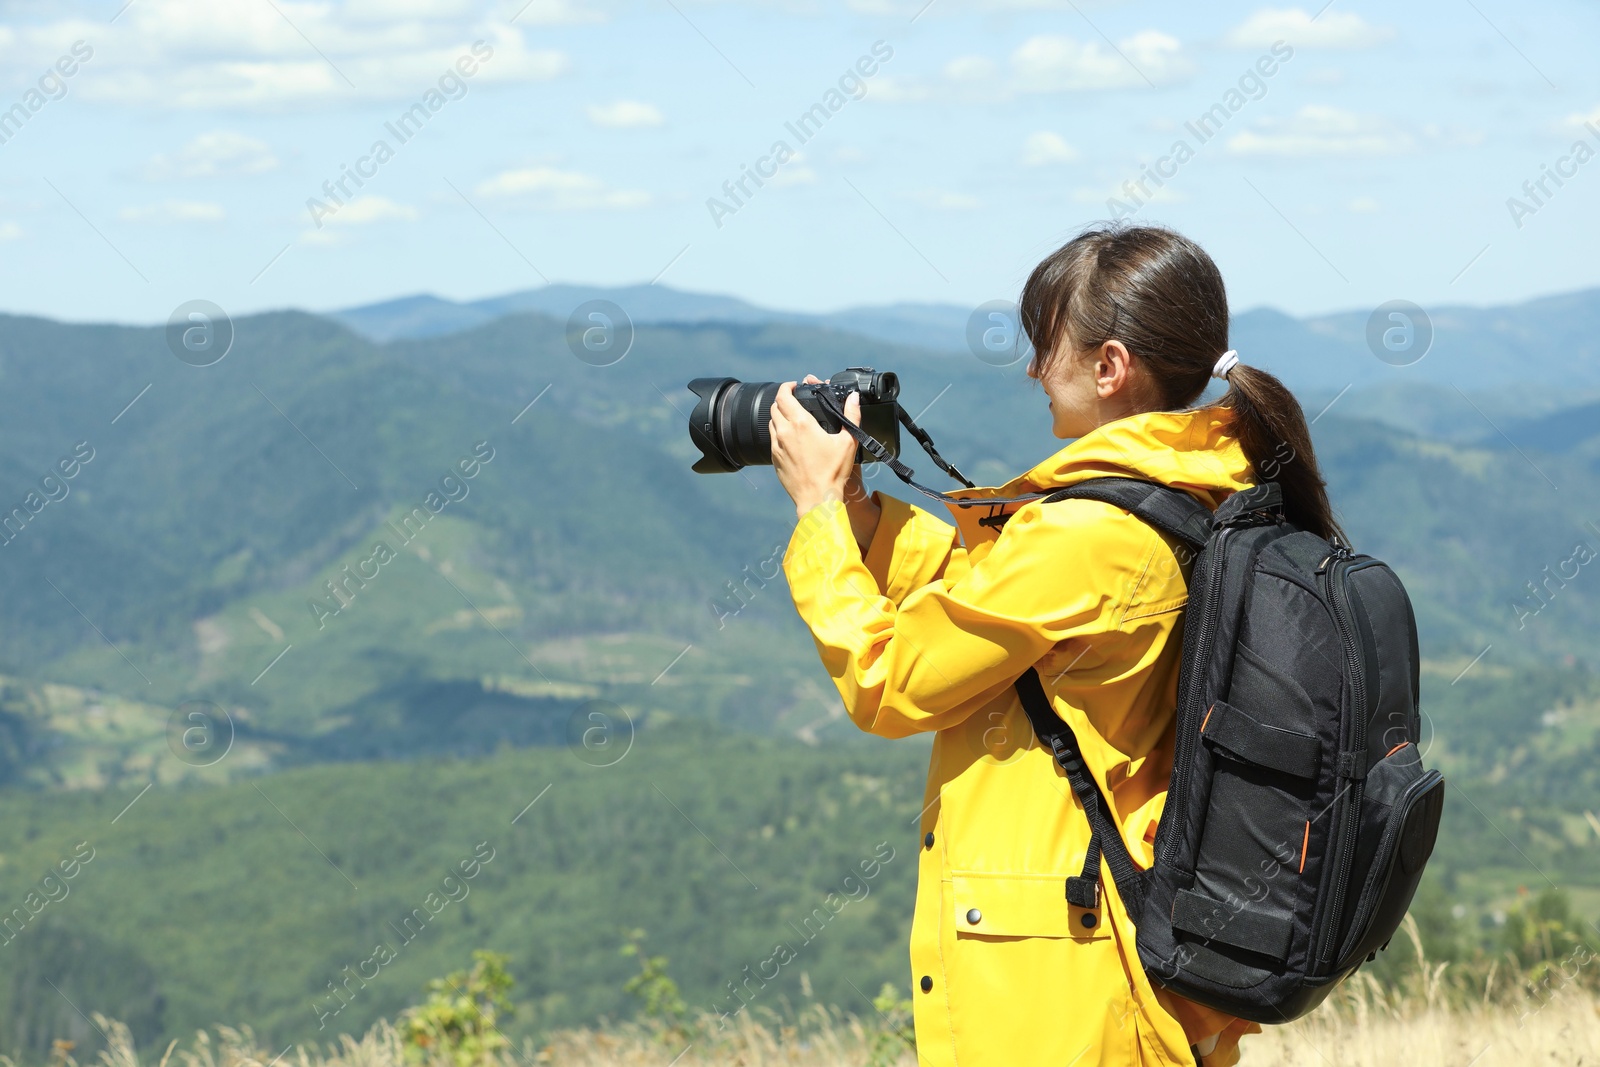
[920, 975, 933, 993]
[966, 908, 982, 925]
[1080, 912, 1097, 929]
[923, 831, 934, 849]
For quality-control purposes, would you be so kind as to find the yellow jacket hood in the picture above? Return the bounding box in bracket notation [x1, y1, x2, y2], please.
[937, 404, 1255, 542]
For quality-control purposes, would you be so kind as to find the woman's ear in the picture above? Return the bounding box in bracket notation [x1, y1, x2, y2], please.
[1095, 339, 1133, 398]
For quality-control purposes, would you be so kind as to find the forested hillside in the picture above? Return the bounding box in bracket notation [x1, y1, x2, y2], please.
[0, 291, 1597, 1060]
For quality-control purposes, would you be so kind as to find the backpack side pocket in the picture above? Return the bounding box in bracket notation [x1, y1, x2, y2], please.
[1331, 745, 1444, 971]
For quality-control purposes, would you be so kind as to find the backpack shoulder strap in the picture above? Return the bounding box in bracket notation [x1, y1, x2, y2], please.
[1014, 667, 1148, 922]
[1012, 478, 1215, 926]
[1039, 477, 1214, 550]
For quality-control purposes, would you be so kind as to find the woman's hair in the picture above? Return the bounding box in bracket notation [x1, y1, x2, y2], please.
[1018, 222, 1344, 542]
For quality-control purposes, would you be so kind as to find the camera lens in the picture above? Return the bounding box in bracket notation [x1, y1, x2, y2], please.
[687, 376, 779, 472]
[687, 369, 899, 473]
[714, 380, 779, 468]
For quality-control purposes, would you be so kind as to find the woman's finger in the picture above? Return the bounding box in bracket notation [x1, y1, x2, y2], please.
[771, 381, 798, 424]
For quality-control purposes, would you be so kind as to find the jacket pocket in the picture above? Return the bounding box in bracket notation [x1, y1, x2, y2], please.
[1331, 745, 1445, 971]
[951, 872, 1109, 941]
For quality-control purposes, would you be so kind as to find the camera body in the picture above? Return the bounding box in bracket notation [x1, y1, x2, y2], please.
[687, 367, 901, 473]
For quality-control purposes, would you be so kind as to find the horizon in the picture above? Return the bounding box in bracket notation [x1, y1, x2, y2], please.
[8, 274, 1600, 331]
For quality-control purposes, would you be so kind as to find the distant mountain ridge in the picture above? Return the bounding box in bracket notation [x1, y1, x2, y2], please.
[329, 284, 972, 355]
[328, 283, 1600, 396]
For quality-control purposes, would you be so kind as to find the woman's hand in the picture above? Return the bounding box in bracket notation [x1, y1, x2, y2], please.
[771, 376, 860, 519]
[772, 375, 883, 550]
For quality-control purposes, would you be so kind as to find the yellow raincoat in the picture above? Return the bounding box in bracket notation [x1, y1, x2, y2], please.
[782, 406, 1265, 1066]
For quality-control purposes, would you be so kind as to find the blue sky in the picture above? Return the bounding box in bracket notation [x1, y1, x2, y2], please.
[0, 0, 1596, 325]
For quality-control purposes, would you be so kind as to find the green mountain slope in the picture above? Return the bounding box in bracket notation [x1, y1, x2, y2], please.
[0, 728, 927, 1058]
[0, 663, 1596, 1060]
[0, 303, 1597, 1061]
[1, 308, 1598, 781]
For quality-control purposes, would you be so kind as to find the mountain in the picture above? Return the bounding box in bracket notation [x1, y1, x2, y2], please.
[1, 305, 1598, 786]
[1, 299, 1599, 1059]
[1498, 397, 1600, 460]
[329, 284, 978, 355]
[329, 285, 1600, 400]
[0, 728, 928, 1056]
[328, 286, 777, 343]
[1, 664, 1595, 1059]
[329, 284, 1600, 453]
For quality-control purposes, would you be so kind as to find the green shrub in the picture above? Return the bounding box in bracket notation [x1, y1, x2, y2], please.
[399, 951, 514, 1067]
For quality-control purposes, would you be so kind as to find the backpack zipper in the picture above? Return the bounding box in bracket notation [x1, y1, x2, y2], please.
[1315, 549, 1368, 969]
[1161, 527, 1230, 867]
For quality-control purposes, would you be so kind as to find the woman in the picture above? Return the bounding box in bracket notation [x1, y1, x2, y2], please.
[769, 225, 1342, 1066]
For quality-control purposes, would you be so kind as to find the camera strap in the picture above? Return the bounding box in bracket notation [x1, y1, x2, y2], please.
[810, 390, 1053, 513]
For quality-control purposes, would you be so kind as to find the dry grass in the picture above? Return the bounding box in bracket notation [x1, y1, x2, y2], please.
[50, 1006, 915, 1067]
[1243, 914, 1600, 1065]
[32, 916, 1600, 1067]
[1240, 985, 1600, 1065]
[53, 995, 1600, 1067]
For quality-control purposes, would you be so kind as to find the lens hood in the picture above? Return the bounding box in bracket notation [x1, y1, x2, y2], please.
[688, 377, 740, 473]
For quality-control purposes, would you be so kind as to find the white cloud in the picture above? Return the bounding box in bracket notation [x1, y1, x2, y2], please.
[0, 221, 20, 241]
[1013, 31, 1191, 91]
[771, 166, 818, 187]
[870, 30, 1188, 106]
[942, 55, 996, 83]
[475, 166, 651, 210]
[0, 4, 570, 111]
[768, 152, 817, 187]
[868, 75, 937, 104]
[477, 167, 591, 196]
[494, 0, 604, 25]
[1419, 123, 1484, 148]
[1349, 196, 1380, 213]
[341, 0, 479, 20]
[1021, 131, 1077, 166]
[977, 0, 1118, 7]
[299, 229, 344, 246]
[845, 0, 909, 14]
[143, 131, 278, 180]
[300, 194, 418, 243]
[1562, 106, 1600, 133]
[849, 0, 1162, 14]
[1223, 8, 1394, 50]
[327, 195, 418, 224]
[118, 199, 226, 223]
[1226, 105, 1414, 156]
[585, 100, 664, 128]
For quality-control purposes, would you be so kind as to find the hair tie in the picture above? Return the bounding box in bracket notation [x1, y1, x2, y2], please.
[1212, 350, 1240, 380]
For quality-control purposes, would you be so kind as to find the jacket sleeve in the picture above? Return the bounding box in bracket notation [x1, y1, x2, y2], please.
[783, 494, 1154, 739]
[858, 491, 961, 604]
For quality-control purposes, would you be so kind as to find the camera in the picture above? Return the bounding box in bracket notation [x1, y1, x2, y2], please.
[686, 367, 901, 473]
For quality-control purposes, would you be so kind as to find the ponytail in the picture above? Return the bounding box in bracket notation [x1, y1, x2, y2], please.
[1020, 223, 1344, 541]
[1218, 363, 1344, 543]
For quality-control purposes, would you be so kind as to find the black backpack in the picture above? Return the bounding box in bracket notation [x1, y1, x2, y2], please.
[1012, 478, 1445, 1024]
